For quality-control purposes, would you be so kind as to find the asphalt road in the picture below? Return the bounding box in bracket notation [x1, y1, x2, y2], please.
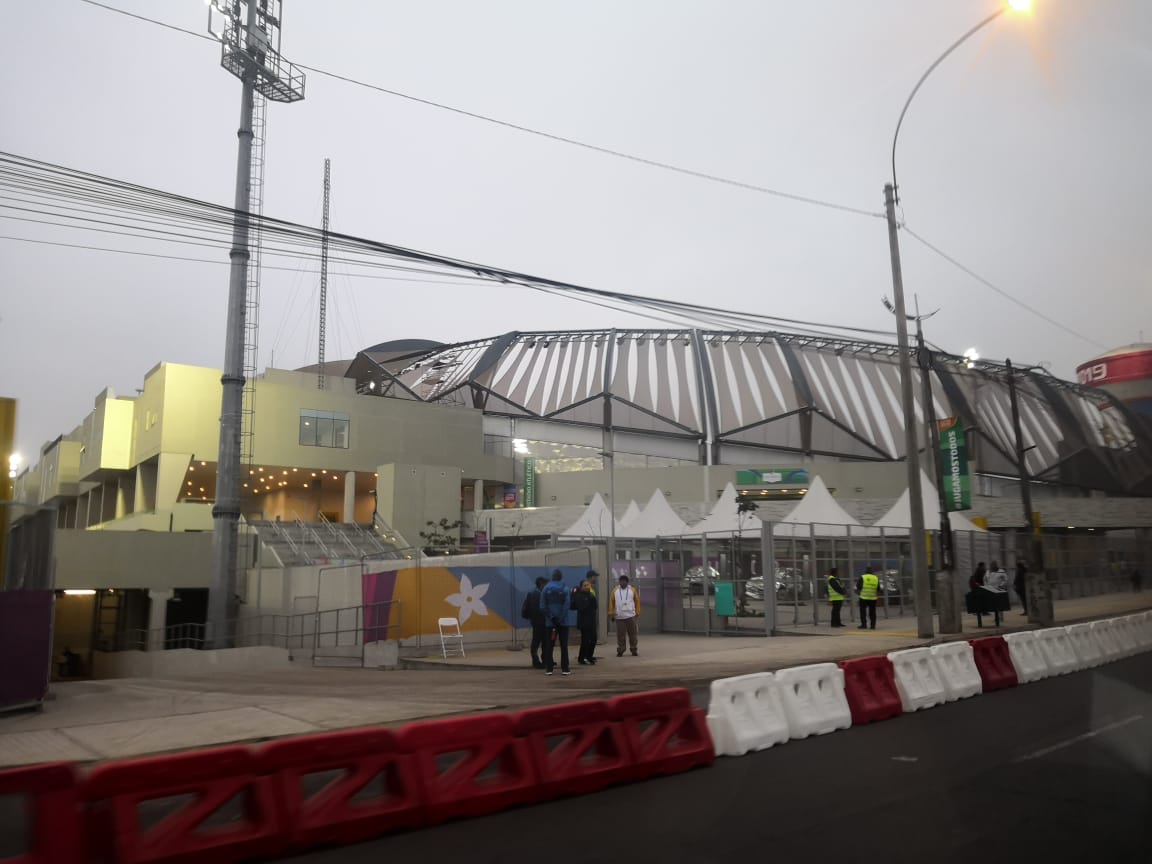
[292, 653, 1152, 864]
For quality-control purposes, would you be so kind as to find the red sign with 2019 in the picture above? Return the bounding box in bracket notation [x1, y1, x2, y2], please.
[1076, 350, 1152, 386]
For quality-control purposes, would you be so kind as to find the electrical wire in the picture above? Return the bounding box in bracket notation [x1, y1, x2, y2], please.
[901, 224, 1107, 351]
[0, 150, 901, 345]
[75, 0, 881, 219]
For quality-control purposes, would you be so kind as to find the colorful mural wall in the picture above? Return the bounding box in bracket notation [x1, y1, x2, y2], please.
[363, 564, 593, 641]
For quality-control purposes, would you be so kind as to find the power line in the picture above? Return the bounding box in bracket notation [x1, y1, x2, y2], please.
[0, 151, 900, 344]
[901, 224, 1107, 351]
[76, 0, 881, 219]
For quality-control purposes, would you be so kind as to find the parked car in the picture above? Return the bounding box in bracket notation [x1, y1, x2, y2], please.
[683, 565, 719, 594]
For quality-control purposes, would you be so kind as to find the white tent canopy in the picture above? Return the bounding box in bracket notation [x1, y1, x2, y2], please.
[948, 510, 987, 533]
[685, 482, 761, 537]
[771, 475, 867, 537]
[621, 489, 690, 538]
[618, 500, 642, 533]
[559, 492, 624, 538]
[872, 469, 986, 534]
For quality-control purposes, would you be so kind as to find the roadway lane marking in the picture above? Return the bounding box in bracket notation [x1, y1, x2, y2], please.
[891, 756, 919, 763]
[1012, 714, 1145, 763]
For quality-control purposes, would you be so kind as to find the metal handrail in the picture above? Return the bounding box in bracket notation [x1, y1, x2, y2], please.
[115, 602, 401, 654]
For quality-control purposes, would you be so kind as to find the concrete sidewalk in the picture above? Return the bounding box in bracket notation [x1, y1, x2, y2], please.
[1, 592, 1146, 769]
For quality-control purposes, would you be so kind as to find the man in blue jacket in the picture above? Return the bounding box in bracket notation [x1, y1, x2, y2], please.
[540, 569, 572, 676]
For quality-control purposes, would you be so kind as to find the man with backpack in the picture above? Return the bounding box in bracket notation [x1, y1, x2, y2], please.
[539, 569, 572, 676]
[520, 575, 548, 669]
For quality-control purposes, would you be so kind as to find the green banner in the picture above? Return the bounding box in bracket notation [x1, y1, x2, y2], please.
[523, 458, 537, 508]
[938, 418, 970, 511]
[736, 468, 810, 486]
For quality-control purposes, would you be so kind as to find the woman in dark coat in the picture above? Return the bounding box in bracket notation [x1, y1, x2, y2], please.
[572, 580, 598, 666]
[967, 562, 989, 626]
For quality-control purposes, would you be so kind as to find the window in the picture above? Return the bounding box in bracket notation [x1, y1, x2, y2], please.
[299, 409, 349, 448]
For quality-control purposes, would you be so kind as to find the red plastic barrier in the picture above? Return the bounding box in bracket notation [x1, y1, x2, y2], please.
[396, 712, 536, 824]
[0, 762, 83, 864]
[970, 636, 1019, 691]
[607, 688, 714, 780]
[839, 656, 903, 725]
[512, 699, 634, 799]
[81, 745, 279, 864]
[257, 727, 424, 855]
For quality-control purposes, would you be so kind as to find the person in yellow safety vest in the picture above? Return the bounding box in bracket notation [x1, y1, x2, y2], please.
[856, 566, 880, 630]
[826, 567, 846, 628]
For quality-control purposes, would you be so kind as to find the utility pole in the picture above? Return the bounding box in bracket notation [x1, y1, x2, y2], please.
[317, 158, 331, 390]
[913, 311, 960, 633]
[1005, 359, 1053, 626]
[206, 1, 305, 648]
[883, 184, 933, 639]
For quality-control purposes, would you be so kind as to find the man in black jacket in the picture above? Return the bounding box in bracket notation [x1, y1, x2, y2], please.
[521, 576, 548, 669]
[827, 567, 846, 628]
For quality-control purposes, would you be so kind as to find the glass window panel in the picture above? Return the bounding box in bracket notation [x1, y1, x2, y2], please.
[299, 415, 317, 446]
[333, 418, 349, 448]
[316, 417, 335, 447]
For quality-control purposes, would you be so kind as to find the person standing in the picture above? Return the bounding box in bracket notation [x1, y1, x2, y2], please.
[968, 561, 988, 627]
[609, 574, 641, 656]
[584, 568, 600, 662]
[573, 580, 599, 665]
[540, 569, 572, 676]
[856, 566, 879, 630]
[520, 576, 548, 669]
[1013, 560, 1029, 616]
[985, 561, 1009, 627]
[827, 566, 846, 628]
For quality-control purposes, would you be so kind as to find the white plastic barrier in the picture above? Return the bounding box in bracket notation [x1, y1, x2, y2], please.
[1124, 617, 1152, 654]
[1064, 623, 1103, 669]
[1034, 627, 1080, 674]
[1090, 619, 1122, 661]
[1003, 631, 1051, 683]
[887, 647, 947, 711]
[929, 642, 982, 701]
[773, 663, 851, 738]
[1110, 617, 1139, 658]
[1136, 612, 1152, 650]
[706, 672, 791, 756]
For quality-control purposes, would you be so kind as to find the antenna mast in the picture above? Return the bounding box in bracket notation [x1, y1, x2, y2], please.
[318, 158, 331, 389]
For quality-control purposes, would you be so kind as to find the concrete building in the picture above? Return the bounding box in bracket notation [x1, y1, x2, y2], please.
[8, 330, 1152, 674]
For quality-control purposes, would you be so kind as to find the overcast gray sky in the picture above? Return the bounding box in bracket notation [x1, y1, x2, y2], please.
[2, 0, 1150, 462]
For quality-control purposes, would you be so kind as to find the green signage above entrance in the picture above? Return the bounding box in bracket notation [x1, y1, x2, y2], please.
[736, 468, 810, 486]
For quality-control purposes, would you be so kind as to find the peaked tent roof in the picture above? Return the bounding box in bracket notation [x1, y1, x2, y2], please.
[871, 470, 987, 533]
[559, 492, 623, 538]
[622, 489, 690, 538]
[772, 476, 866, 537]
[685, 482, 761, 537]
[618, 500, 642, 533]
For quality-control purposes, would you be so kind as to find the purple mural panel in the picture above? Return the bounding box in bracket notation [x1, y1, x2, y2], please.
[0, 590, 53, 710]
[362, 571, 398, 643]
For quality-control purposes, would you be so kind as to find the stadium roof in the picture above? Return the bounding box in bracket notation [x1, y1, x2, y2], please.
[349, 328, 1152, 495]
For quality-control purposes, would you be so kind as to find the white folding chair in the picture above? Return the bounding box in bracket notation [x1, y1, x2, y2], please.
[438, 617, 466, 659]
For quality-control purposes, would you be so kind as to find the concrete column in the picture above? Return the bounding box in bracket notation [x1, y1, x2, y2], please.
[343, 471, 356, 524]
[473, 479, 483, 514]
[147, 589, 173, 649]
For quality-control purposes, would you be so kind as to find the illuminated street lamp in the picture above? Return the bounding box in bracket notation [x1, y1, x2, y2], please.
[884, 1, 1031, 639]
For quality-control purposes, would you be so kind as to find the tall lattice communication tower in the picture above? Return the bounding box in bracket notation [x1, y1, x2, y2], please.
[206, 0, 305, 646]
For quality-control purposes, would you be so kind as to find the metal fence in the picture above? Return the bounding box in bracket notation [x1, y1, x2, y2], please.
[554, 525, 1149, 636]
[118, 601, 401, 660]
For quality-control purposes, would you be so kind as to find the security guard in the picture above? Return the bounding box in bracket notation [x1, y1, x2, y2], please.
[827, 566, 846, 628]
[856, 566, 879, 630]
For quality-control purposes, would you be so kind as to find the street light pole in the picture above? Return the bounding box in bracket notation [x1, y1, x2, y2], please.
[883, 185, 932, 639]
[1005, 359, 1053, 625]
[885, 0, 1030, 638]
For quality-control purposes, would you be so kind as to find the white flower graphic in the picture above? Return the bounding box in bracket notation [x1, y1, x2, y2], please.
[444, 574, 490, 624]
